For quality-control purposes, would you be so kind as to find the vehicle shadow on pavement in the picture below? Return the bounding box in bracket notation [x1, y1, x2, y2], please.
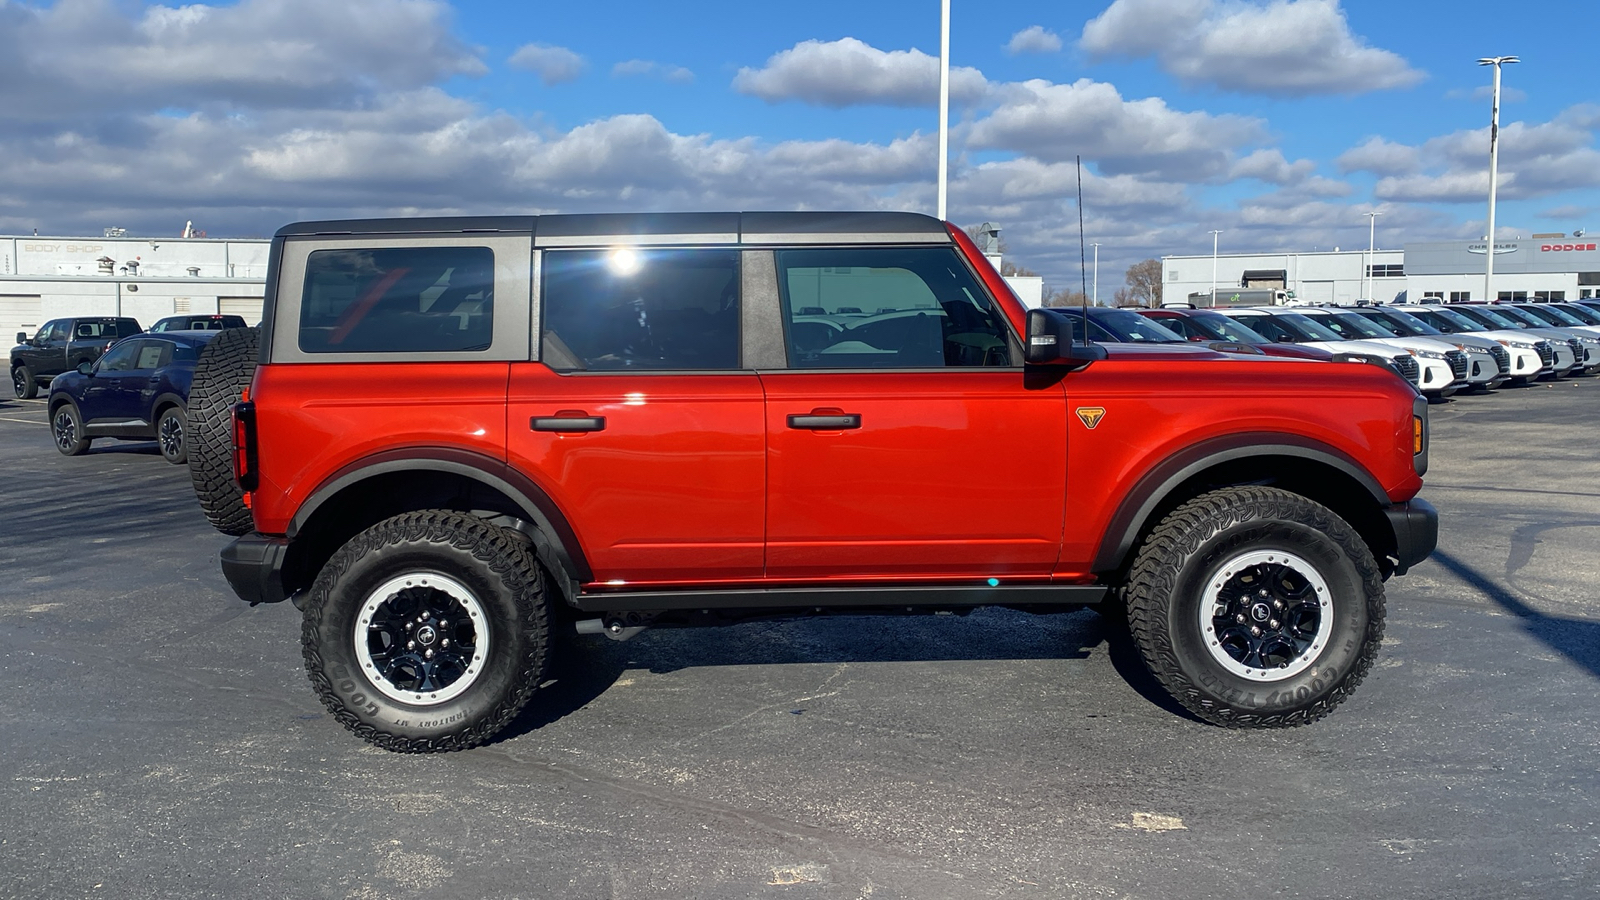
[495, 606, 1201, 743]
[1433, 549, 1600, 682]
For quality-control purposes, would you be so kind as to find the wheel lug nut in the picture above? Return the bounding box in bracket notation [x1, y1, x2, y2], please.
[1273, 599, 1283, 609]
[1236, 613, 1247, 624]
[1269, 619, 1280, 629]
[441, 638, 450, 648]
[1250, 626, 1262, 637]
[439, 620, 448, 628]
[425, 649, 434, 659]
[407, 640, 416, 650]
[406, 622, 415, 631]
[1258, 589, 1268, 597]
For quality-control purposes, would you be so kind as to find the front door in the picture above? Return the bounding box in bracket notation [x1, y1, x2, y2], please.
[507, 247, 765, 586]
[761, 246, 1068, 580]
[80, 339, 143, 422]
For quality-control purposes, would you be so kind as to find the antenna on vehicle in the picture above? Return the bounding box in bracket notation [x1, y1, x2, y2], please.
[1076, 154, 1089, 348]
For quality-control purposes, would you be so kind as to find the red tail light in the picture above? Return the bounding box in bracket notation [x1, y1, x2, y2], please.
[232, 400, 259, 491]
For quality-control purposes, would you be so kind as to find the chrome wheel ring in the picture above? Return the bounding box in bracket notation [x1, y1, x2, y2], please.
[354, 572, 490, 705]
[1199, 549, 1332, 682]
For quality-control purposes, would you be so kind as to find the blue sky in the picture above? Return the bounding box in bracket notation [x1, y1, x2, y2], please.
[1, 0, 1595, 290]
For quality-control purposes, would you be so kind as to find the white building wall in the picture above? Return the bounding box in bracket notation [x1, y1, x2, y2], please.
[1165, 249, 1405, 306]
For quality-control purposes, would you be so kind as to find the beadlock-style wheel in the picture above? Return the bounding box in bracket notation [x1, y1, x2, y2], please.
[1199, 549, 1331, 682]
[355, 572, 490, 706]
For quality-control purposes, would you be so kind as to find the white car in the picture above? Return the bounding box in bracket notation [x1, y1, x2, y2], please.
[1438, 304, 1582, 377]
[1288, 307, 1471, 398]
[1503, 304, 1600, 372]
[1216, 308, 1426, 391]
[1345, 306, 1509, 391]
[1402, 305, 1554, 384]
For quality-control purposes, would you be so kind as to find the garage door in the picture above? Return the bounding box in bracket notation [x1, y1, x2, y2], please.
[1, 294, 43, 342]
[218, 296, 264, 326]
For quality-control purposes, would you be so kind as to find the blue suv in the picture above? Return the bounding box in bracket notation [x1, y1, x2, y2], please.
[46, 330, 222, 463]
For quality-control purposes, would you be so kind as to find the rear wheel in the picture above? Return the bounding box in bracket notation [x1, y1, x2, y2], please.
[156, 406, 187, 465]
[51, 403, 89, 456]
[1123, 486, 1384, 727]
[12, 365, 37, 400]
[301, 511, 550, 752]
[186, 326, 259, 534]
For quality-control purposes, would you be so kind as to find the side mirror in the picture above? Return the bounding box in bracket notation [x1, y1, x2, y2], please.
[16, 332, 26, 345]
[1025, 308, 1109, 368]
[76, 361, 94, 376]
[1207, 341, 1265, 355]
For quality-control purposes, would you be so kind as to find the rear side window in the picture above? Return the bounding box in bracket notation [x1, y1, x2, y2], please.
[133, 341, 172, 370]
[73, 320, 111, 339]
[775, 247, 1012, 368]
[299, 247, 494, 353]
[540, 249, 741, 371]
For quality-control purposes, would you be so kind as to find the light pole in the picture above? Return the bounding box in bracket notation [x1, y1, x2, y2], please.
[1209, 230, 1224, 303]
[1478, 55, 1519, 301]
[1364, 210, 1382, 301]
[937, 0, 950, 220]
[1091, 242, 1100, 305]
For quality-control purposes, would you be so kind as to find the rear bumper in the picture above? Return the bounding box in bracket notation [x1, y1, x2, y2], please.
[1384, 499, 1438, 576]
[220, 533, 290, 605]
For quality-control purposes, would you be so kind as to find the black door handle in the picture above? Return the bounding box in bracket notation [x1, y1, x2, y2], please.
[787, 413, 861, 430]
[530, 415, 606, 432]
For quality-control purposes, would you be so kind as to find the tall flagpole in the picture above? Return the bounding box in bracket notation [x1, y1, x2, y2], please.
[1478, 55, 1519, 301]
[937, 0, 950, 221]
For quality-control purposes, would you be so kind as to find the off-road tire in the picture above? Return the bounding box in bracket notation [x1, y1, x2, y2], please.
[51, 401, 89, 456]
[1123, 486, 1385, 728]
[13, 364, 37, 400]
[186, 326, 258, 535]
[301, 511, 550, 753]
[157, 406, 187, 465]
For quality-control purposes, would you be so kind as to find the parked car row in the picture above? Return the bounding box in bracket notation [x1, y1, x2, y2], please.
[10, 315, 247, 399]
[1089, 300, 1600, 399]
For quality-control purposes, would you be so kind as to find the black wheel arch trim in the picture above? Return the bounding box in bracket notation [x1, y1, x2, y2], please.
[288, 447, 593, 586]
[1090, 432, 1393, 576]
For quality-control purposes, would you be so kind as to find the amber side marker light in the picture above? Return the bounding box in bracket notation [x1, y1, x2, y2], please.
[1414, 416, 1424, 454]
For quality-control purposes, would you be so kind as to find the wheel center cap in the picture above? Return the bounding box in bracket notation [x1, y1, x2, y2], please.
[1250, 602, 1273, 623]
[415, 625, 438, 647]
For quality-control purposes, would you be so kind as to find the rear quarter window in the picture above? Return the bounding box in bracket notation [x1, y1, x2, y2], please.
[299, 247, 495, 353]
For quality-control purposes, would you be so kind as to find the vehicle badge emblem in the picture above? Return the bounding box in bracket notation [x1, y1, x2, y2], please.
[1075, 407, 1107, 430]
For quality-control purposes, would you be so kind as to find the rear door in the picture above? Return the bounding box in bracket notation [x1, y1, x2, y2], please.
[507, 246, 765, 585]
[759, 245, 1068, 580]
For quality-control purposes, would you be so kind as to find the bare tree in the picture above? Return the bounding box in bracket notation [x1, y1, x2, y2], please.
[1043, 287, 1088, 308]
[1113, 287, 1136, 306]
[1123, 259, 1163, 306]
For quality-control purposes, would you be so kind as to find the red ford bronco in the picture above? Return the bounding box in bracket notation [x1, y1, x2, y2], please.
[189, 212, 1436, 752]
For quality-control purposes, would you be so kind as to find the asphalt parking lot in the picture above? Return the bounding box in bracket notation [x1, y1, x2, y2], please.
[1, 381, 1597, 900]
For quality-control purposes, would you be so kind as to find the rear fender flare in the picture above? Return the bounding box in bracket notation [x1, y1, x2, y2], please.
[289, 447, 592, 590]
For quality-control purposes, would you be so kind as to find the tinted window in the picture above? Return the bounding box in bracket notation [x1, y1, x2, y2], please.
[73, 320, 111, 339]
[116, 319, 141, 337]
[541, 249, 740, 371]
[38, 320, 64, 342]
[776, 247, 1011, 368]
[1091, 309, 1183, 343]
[97, 342, 140, 372]
[300, 247, 494, 353]
[1194, 314, 1269, 343]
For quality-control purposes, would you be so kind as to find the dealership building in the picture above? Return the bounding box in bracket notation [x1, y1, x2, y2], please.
[1163, 236, 1600, 306]
[1, 233, 269, 342]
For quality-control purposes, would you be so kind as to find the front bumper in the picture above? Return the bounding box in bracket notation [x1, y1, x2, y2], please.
[220, 533, 291, 605]
[1384, 499, 1438, 576]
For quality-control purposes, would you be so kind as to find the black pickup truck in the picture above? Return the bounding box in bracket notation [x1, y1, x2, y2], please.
[11, 317, 143, 399]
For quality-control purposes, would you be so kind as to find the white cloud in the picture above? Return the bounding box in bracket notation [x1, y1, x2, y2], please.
[0, 0, 486, 118]
[1336, 137, 1420, 176]
[733, 38, 988, 107]
[1006, 26, 1062, 55]
[1229, 149, 1316, 185]
[1081, 0, 1423, 96]
[612, 60, 694, 83]
[1366, 107, 1600, 203]
[508, 43, 584, 86]
[968, 78, 1265, 179]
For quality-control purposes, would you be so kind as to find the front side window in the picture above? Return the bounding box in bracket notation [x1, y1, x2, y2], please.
[776, 247, 1012, 368]
[97, 341, 141, 372]
[37, 320, 63, 342]
[299, 247, 494, 353]
[541, 248, 740, 371]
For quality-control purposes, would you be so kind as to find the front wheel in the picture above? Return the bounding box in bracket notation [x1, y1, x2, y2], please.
[301, 511, 550, 752]
[51, 403, 89, 456]
[1123, 486, 1385, 728]
[13, 365, 37, 400]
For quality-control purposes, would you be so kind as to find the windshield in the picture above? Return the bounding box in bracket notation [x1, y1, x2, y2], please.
[1379, 308, 1443, 335]
[1492, 305, 1549, 328]
[1350, 311, 1406, 336]
[1190, 314, 1271, 343]
[1090, 309, 1185, 343]
[1519, 305, 1586, 327]
[1558, 304, 1600, 325]
[1312, 312, 1391, 340]
[1452, 305, 1523, 329]
[1414, 307, 1483, 333]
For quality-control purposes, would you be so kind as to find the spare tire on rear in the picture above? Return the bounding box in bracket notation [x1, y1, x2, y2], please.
[187, 326, 260, 535]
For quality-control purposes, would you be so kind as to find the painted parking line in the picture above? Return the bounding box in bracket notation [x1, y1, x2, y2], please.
[0, 415, 46, 425]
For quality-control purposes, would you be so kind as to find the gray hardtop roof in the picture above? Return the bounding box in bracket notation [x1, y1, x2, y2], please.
[275, 211, 949, 245]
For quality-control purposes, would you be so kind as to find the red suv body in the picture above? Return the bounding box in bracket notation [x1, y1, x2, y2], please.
[203, 212, 1435, 751]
